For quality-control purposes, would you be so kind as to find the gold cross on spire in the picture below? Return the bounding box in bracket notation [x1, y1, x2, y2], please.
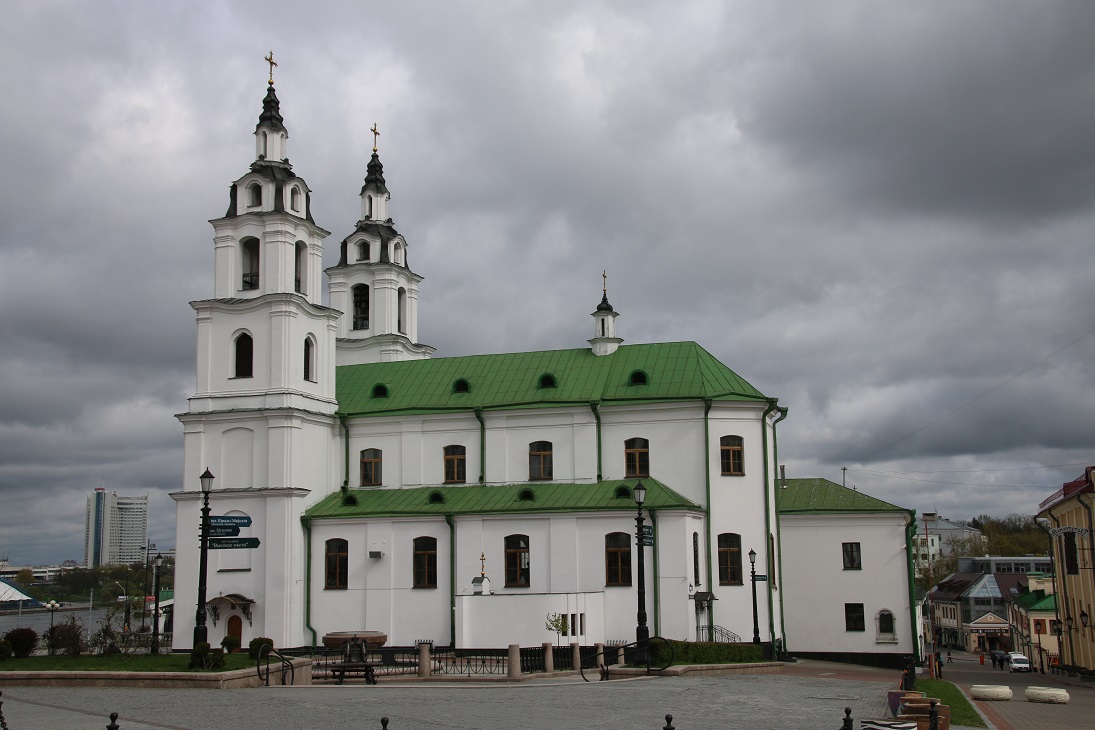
[480, 551, 486, 577]
[371, 123, 380, 153]
[602, 270, 607, 295]
[264, 51, 278, 85]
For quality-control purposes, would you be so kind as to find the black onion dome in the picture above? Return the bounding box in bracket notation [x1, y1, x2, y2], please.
[360, 152, 388, 194]
[256, 84, 286, 133]
[596, 293, 615, 312]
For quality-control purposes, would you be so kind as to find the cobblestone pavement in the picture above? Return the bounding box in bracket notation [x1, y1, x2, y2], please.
[2, 673, 893, 730]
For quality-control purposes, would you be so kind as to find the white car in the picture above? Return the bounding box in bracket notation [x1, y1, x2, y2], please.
[1009, 653, 1032, 672]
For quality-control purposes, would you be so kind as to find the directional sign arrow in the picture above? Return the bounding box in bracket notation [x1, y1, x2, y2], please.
[754, 575, 768, 582]
[210, 515, 252, 528]
[207, 525, 241, 538]
[208, 537, 261, 550]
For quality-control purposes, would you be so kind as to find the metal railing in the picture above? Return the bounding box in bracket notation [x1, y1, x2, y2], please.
[432, 647, 509, 676]
[578, 636, 675, 681]
[241, 273, 259, 290]
[256, 643, 295, 686]
[696, 624, 742, 643]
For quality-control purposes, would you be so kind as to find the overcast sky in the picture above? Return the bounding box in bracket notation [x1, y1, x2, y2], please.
[2, 1, 1094, 566]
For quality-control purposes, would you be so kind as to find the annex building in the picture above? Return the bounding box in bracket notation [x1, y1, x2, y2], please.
[171, 78, 915, 663]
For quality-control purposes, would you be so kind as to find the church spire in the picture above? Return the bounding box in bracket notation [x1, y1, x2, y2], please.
[254, 53, 288, 163]
[589, 271, 622, 356]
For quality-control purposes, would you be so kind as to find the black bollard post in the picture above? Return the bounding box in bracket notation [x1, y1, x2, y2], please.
[842, 707, 853, 730]
[1, 690, 9, 730]
[662, 714, 675, 730]
[929, 699, 939, 730]
[380, 717, 389, 729]
[107, 711, 121, 730]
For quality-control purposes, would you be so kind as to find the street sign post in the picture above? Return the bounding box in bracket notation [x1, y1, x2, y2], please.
[210, 515, 252, 528]
[208, 537, 261, 550]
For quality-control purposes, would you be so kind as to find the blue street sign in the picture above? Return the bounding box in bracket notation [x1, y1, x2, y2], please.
[210, 515, 252, 528]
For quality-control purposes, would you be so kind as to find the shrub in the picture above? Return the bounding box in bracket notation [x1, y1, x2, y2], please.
[0, 638, 12, 661]
[45, 615, 85, 657]
[221, 635, 242, 653]
[189, 642, 226, 670]
[249, 636, 274, 660]
[651, 640, 763, 665]
[3, 627, 39, 658]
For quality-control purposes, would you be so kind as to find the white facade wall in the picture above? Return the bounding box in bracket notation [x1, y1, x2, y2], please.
[780, 512, 915, 656]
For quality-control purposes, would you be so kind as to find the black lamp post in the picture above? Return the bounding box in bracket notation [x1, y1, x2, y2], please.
[633, 481, 649, 664]
[1066, 614, 1075, 666]
[45, 599, 60, 631]
[152, 554, 163, 655]
[193, 467, 214, 648]
[142, 539, 156, 629]
[1051, 618, 1062, 669]
[749, 549, 761, 645]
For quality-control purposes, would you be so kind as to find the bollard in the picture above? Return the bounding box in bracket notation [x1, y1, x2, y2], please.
[662, 713, 675, 730]
[928, 699, 939, 730]
[594, 642, 605, 668]
[542, 642, 554, 673]
[572, 641, 581, 671]
[617, 646, 626, 666]
[418, 642, 431, 678]
[842, 707, 853, 730]
[107, 711, 121, 730]
[1, 690, 9, 730]
[380, 718, 389, 729]
[507, 644, 521, 679]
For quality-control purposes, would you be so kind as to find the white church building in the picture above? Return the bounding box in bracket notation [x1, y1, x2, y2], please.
[171, 79, 914, 661]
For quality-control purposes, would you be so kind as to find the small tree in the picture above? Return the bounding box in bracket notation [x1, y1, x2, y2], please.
[15, 568, 34, 587]
[45, 615, 86, 657]
[545, 612, 568, 645]
[3, 627, 39, 658]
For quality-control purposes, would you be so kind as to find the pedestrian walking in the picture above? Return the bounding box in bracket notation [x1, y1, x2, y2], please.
[991, 653, 998, 669]
[946, 650, 953, 664]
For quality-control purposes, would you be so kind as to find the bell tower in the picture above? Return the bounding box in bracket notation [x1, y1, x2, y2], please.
[589, 272, 623, 356]
[327, 126, 434, 365]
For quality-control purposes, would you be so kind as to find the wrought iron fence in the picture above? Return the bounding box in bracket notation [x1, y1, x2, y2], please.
[553, 645, 574, 670]
[432, 647, 509, 676]
[519, 645, 545, 673]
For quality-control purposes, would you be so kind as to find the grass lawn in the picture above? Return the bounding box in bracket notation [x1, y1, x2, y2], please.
[914, 677, 987, 728]
[0, 653, 256, 673]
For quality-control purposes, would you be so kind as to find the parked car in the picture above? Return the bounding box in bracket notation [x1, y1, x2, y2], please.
[1009, 653, 1032, 672]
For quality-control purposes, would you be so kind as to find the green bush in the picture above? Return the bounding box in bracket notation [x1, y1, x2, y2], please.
[188, 642, 226, 670]
[220, 635, 242, 653]
[0, 638, 12, 661]
[3, 627, 39, 658]
[44, 616, 86, 657]
[652, 640, 763, 665]
[249, 636, 274, 660]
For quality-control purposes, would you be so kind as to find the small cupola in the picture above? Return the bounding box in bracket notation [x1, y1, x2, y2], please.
[255, 83, 289, 163]
[589, 272, 623, 356]
[360, 125, 391, 221]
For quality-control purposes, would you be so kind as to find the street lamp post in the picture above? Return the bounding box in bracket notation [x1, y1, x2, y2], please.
[152, 554, 163, 655]
[1051, 618, 1062, 670]
[749, 549, 761, 645]
[193, 468, 215, 648]
[1065, 614, 1075, 666]
[45, 599, 60, 632]
[633, 481, 649, 665]
[142, 539, 156, 629]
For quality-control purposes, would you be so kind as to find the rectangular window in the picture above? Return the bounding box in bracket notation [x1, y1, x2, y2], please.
[842, 542, 862, 570]
[605, 532, 632, 586]
[325, 539, 348, 590]
[443, 445, 466, 484]
[360, 449, 382, 486]
[505, 534, 530, 587]
[529, 441, 553, 480]
[1064, 532, 1080, 575]
[717, 533, 743, 585]
[413, 536, 437, 588]
[625, 437, 649, 478]
[719, 435, 744, 475]
[845, 603, 865, 632]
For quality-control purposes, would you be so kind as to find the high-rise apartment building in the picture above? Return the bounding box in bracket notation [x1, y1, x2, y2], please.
[84, 489, 148, 567]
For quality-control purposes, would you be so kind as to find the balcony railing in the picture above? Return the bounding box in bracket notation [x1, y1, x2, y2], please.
[241, 273, 259, 290]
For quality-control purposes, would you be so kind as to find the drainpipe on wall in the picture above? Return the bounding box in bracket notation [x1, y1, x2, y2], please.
[760, 398, 779, 647]
[590, 402, 602, 482]
[1078, 492, 1095, 601]
[446, 514, 456, 647]
[301, 516, 318, 649]
[474, 409, 485, 485]
[702, 398, 714, 627]
[771, 407, 789, 651]
[904, 513, 920, 663]
[339, 414, 350, 497]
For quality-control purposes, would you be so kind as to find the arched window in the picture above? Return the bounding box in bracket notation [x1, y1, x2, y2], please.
[504, 534, 530, 587]
[360, 448, 382, 486]
[717, 533, 743, 586]
[629, 370, 648, 386]
[366, 195, 373, 218]
[518, 489, 535, 502]
[538, 373, 556, 389]
[413, 536, 437, 589]
[625, 437, 649, 478]
[877, 609, 896, 638]
[605, 532, 632, 587]
[529, 441, 553, 480]
[290, 186, 300, 211]
[248, 183, 262, 207]
[303, 338, 315, 382]
[693, 532, 701, 586]
[357, 241, 370, 261]
[234, 333, 254, 378]
[240, 238, 260, 290]
[453, 378, 470, 394]
[397, 287, 407, 334]
[372, 384, 388, 398]
[394, 242, 404, 265]
[294, 241, 306, 294]
[259, 132, 268, 158]
[352, 284, 369, 330]
[443, 445, 466, 484]
[325, 538, 348, 589]
[428, 491, 445, 504]
[720, 436, 744, 476]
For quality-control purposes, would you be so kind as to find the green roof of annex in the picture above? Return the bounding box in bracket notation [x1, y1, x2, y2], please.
[776, 478, 912, 515]
[305, 479, 699, 519]
[335, 341, 770, 417]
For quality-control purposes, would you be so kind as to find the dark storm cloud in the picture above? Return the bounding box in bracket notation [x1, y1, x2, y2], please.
[2, 1, 1093, 563]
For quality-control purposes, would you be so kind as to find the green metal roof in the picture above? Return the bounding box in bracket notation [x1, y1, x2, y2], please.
[776, 478, 911, 515]
[335, 341, 768, 416]
[1011, 589, 1057, 612]
[305, 479, 699, 519]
